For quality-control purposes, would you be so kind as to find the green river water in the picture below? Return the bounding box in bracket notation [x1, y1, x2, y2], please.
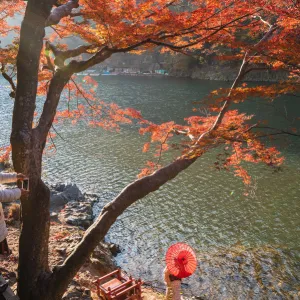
[0, 76, 299, 298]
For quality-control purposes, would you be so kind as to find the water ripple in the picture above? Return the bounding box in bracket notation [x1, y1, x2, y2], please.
[1, 77, 300, 297]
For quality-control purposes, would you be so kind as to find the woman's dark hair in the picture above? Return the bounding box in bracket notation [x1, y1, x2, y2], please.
[169, 274, 181, 282]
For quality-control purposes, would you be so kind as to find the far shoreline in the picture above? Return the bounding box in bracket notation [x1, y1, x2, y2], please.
[76, 71, 285, 82]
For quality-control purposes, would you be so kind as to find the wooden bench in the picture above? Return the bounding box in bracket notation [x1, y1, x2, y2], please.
[94, 269, 143, 300]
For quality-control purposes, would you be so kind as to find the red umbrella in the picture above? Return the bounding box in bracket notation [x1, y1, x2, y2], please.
[165, 243, 197, 279]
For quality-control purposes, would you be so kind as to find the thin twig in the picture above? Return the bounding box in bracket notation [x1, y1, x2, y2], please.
[50, 25, 63, 38]
[48, 131, 57, 152]
[155, 130, 171, 169]
[70, 77, 96, 110]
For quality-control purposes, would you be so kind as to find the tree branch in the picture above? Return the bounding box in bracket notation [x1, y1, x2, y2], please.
[256, 132, 300, 138]
[35, 46, 111, 145]
[242, 67, 272, 76]
[55, 8, 271, 75]
[147, 9, 262, 51]
[35, 70, 71, 141]
[27, 10, 281, 299]
[45, 23, 281, 299]
[251, 126, 300, 137]
[49, 156, 197, 298]
[105, 9, 262, 56]
[45, 0, 79, 27]
[1, 63, 16, 98]
[63, 47, 112, 73]
[188, 24, 279, 150]
[46, 41, 95, 68]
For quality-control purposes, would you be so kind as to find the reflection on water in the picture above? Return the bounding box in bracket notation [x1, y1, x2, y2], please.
[0, 76, 299, 297]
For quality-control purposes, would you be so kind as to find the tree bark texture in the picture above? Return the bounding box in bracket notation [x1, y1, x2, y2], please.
[11, 1, 53, 299]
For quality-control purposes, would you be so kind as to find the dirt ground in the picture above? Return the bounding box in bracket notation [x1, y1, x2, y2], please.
[0, 216, 165, 299]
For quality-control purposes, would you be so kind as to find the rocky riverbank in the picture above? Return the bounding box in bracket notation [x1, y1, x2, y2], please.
[1, 182, 162, 299]
[1, 181, 299, 299]
[43, 184, 300, 299]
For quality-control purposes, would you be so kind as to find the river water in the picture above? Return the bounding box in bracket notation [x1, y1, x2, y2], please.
[0, 76, 299, 298]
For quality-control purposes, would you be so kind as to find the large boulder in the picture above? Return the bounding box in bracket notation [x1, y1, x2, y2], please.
[90, 242, 117, 276]
[60, 202, 93, 229]
[50, 183, 84, 211]
[50, 194, 69, 210]
[62, 184, 84, 202]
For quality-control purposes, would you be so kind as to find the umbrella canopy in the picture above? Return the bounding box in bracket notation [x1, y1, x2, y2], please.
[165, 243, 197, 279]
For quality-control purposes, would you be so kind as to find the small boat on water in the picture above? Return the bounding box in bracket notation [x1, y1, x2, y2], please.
[77, 69, 100, 76]
[76, 72, 89, 76]
[101, 71, 119, 76]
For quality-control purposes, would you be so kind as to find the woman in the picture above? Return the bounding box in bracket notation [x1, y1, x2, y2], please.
[0, 172, 27, 255]
[164, 267, 182, 300]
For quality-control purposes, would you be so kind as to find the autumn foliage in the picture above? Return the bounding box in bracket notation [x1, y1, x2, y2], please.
[0, 1, 299, 298]
[0, 0, 300, 183]
[1, 1, 299, 184]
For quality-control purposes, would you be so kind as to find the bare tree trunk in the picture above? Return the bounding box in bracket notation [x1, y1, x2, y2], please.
[11, 1, 53, 299]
